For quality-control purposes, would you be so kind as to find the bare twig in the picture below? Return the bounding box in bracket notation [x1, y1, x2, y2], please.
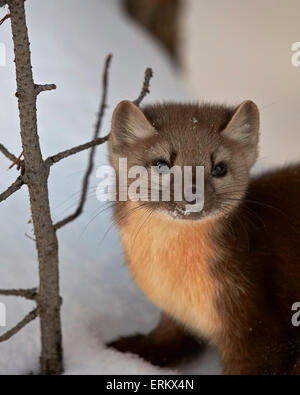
[133, 67, 153, 107]
[34, 84, 56, 95]
[8, 150, 23, 169]
[0, 308, 38, 343]
[45, 135, 109, 168]
[53, 54, 112, 230]
[0, 12, 10, 25]
[25, 232, 36, 242]
[0, 143, 18, 163]
[0, 287, 37, 300]
[94, 54, 112, 138]
[45, 64, 152, 170]
[0, 176, 24, 202]
[0, 144, 24, 170]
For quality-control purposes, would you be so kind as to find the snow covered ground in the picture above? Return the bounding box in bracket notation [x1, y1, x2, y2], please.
[0, 0, 221, 375]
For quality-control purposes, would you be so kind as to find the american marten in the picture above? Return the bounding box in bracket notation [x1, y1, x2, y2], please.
[107, 100, 300, 375]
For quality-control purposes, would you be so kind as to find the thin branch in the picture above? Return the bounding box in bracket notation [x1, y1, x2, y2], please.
[25, 232, 36, 242]
[34, 83, 56, 95]
[0, 143, 24, 170]
[94, 54, 112, 138]
[0, 143, 18, 163]
[0, 308, 38, 343]
[53, 54, 112, 230]
[45, 64, 153, 169]
[0, 176, 24, 202]
[0, 12, 10, 25]
[8, 150, 23, 169]
[0, 288, 37, 300]
[45, 134, 109, 168]
[133, 68, 153, 107]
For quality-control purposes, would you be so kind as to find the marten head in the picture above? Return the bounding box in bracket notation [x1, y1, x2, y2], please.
[108, 100, 260, 221]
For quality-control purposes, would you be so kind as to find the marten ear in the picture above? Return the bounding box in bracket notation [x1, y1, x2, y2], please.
[222, 100, 260, 167]
[111, 100, 156, 145]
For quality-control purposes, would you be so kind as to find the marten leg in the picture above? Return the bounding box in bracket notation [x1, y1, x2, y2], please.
[107, 313, 206, 367]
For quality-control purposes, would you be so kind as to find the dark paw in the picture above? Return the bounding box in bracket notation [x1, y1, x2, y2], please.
[107, 334, 147, 356]
[107, 333, 205, 367]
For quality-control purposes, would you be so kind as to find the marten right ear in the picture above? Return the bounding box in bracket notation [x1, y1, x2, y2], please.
[222, 100, 260, 167]
[111, 100, 156, 145]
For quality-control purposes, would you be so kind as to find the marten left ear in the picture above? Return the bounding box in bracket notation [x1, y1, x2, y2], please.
[111, 100, 156, 146]
[222, 100, 260, 167]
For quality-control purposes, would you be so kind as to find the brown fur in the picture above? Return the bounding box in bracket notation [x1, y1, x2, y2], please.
[107, 100, 300, 374]
[214, 165, 300, 374]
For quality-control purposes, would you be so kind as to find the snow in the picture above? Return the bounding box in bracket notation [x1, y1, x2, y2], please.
[0, 0, 221, 375]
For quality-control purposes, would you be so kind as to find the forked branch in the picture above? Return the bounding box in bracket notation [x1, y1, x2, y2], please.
[52, 54, 112, 230]
[45, 65, 153, 170]
[8, 0, 62, 374]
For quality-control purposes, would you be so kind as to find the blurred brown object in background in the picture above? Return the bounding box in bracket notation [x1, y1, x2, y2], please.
[124, 0, 181, 63]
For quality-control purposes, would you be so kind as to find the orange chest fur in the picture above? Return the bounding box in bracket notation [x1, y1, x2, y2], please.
[118, 206, 222, 340]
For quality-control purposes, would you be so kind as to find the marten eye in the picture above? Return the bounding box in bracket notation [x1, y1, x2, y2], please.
[212, 162, 227, 178]
[155, 160, 171, 174]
